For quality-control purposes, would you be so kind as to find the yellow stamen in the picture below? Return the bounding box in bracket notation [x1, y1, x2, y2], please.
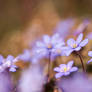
[61, 67, 67, 72]
[63, 67, 67, 72]
[47, 44, 52, 49]
[72, 44, 77, 48]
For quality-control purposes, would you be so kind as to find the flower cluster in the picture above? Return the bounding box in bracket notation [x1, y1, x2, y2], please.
[33, 33, 88, 61]
[34, 33, 66, 59]
[0, 32, 88, 75]
[0, 20, 92, 92]
[0, 55, 18, 72]
[17, 32, 89, 78]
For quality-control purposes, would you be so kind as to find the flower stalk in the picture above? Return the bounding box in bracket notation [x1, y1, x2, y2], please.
[48, 51, 52, 82]
[76, 51, 86, 72]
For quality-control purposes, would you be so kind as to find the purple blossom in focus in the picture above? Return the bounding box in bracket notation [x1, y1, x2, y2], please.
[35, 33, 66, 59]
[0, 55, 18, 72]
[54, 61, 78, 78]
[88, 51, 92, 63]
[64, 33, 88, 56]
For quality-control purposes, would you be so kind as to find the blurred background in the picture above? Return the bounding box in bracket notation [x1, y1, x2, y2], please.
[0, 0, 92, 71]
[0, 0, 92, 55]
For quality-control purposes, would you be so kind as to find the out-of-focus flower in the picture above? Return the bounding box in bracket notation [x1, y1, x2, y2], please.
[86, 32, 92, 40]
[54, 19, 74, 39]
[88, 51, 92, 63]
[18, 49, 42, 63]
[74, 19, 90, 36]
[54, 61, 78, 78]
[18, 64, 45, 92]
[0, 55, 18, 72]
[18, 49, 31, 62]
[58, 72, 92, 92]
[35, 33, 66, 59]
[31, 47, 45, 63]
[64, 33, 88, 56]
[0, 71, 13, 92]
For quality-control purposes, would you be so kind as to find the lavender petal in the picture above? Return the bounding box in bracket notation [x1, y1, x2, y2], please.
[88, 51, 92, 57]
[87, 59, 92, 64]
[67, 61, 74, 68]
[54, 67, 60, 72]
[76, 33, 83, 44]
[79, 39, 88, 47]
[6, 55, 14, 61]
[67, 38, 76, 47]
[43, 35, 50, 44]
[70, 67, 78, 72]
[55, 73, 63, 78]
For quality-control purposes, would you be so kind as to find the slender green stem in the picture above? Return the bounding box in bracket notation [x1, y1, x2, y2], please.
[76, 51, 86, 72]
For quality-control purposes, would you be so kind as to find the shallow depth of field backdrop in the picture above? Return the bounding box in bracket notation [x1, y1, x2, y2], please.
[0, 0, 92, 84]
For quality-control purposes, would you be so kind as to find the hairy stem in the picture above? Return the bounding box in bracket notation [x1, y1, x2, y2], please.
[76, 51, 86, 72]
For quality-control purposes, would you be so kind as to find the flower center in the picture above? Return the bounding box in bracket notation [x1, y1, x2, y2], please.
[63, 67, 67, 72]
[5, 60, 11, 67]
[57, 49, 61, 54]
[47, 44, 52, 49]
[61, 67, 70, 72]
[72, 44, 77, 48]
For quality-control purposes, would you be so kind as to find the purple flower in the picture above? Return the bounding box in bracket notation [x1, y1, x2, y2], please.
[31, 48, 44, 63]
[18, 48, 45, 63]
[86, 32, 92, 40]
[58, 72, 92, 92]
[0, 71, 13, 92]
[65, 33, 88, 56]
[88, 51, 92, 63]
[0, 55, 18, 72]
[19, 64, 45, 92]
[18, 49, 31, 62]
[54, 61, 78, 78]
[35, 33, 65, 59]
[74, 19, 90, 36]
[54, 19, 74, 39]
